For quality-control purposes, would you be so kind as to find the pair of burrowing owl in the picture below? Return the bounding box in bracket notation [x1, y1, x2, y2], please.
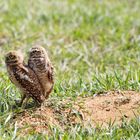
[5, 46, 54, 107]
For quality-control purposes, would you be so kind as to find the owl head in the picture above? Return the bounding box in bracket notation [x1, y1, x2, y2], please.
[29, 46, 46, 58]
[5, 51, 23, 65]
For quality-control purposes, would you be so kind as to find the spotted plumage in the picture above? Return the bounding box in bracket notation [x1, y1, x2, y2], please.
[5, 51, 45, 107]
[28, 46, 54, 98]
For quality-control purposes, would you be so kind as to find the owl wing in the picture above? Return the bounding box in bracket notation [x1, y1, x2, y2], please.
[14, 66, 44, 102]
[47, 64, 54, 82]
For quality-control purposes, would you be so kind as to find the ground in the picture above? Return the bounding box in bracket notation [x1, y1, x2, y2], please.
[13, 91, 140, 135]
[1, 0, 140, 139]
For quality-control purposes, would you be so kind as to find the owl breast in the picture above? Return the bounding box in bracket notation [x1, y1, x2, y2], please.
[28, 57, 54, 98]
[28, 58, 46, 71]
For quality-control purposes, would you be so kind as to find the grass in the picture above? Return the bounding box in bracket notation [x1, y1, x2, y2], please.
[0, 0, 140, 139]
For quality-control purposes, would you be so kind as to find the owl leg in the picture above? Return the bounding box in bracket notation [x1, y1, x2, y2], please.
[19, 94, 26, 107]
[34, 100, 42, 108]
[21, 96, 30, 109]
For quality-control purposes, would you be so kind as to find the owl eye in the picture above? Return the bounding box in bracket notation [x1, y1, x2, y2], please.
[9, 55, 16, 59]
[32, 50, 39, 54]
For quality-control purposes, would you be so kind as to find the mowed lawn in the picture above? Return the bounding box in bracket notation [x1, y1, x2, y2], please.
[0, 0, 140, 139]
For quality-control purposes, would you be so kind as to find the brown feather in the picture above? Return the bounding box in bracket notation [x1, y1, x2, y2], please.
[5, 51, 45, 107]
[28, 46, 54, 98]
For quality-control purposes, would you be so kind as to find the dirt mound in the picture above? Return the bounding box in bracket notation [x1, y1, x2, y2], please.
[82, 91, 140, 126]
[14, 91, 140, 134]
[14, 107, 61, 135]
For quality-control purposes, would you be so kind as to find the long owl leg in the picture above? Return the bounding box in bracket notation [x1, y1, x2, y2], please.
[19, 94, 26, 107]
[34, 100, 42, 108]
[21, 96, 30, 108]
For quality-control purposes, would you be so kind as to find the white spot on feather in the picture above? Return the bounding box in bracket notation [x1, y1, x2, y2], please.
[20, 73, 33, 83]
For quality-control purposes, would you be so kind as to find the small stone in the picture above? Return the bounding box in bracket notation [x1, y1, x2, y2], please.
[106, 108, 110, 111]
[124, 114, 128, 118]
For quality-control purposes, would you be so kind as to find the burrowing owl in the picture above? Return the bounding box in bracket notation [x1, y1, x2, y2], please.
[28, 46, 54, 98]
[5, 51, 45, 107]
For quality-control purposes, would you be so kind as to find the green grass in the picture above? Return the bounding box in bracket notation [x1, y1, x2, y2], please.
[0, 0, 140, 139]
